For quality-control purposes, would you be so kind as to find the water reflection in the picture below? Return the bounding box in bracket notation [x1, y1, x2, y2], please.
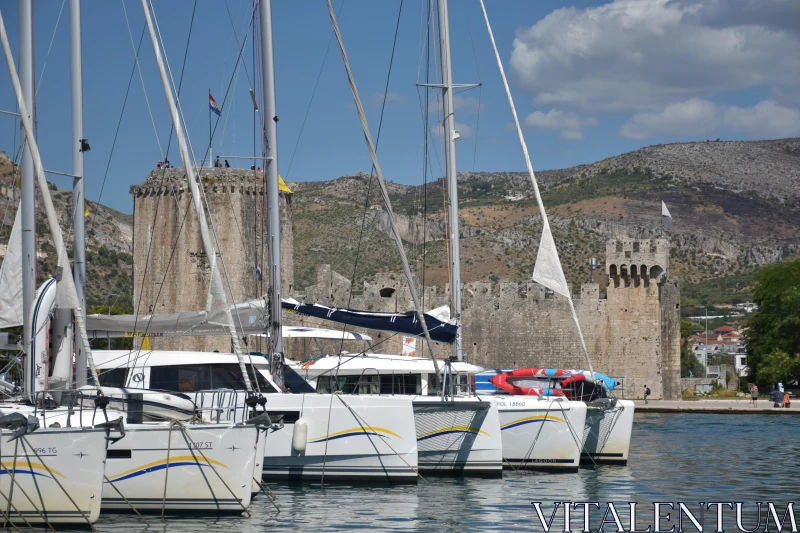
[90, 413, 800, 532]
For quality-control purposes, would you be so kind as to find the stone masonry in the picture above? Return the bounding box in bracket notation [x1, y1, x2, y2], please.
[290, 238, 681, 400]
[130, 167, 293, 352]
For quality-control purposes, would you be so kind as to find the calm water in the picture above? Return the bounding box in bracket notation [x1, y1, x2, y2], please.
[92, 413, 800, 532]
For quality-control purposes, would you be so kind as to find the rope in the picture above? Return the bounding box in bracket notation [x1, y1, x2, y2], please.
[326, 0, 441, 377]
[175, 422, 250, 517]
[20, 437, 95, 530]
[103, 476, 148, 525]
[284, 2, 345, 180]
[19, 439, 49, 527]
[634, 419, 681, 466]
[0, 486, 32, 533]
[476, 0, 594, 375]
[251, 477, 280, 513]
[88, 20, 146, 233]
[334, 394, 428, 484]
[554, 399, 599, 469]
[160, 421, 174, 520]
[338, 0, 405, 360]
[33, 0, 66, 98]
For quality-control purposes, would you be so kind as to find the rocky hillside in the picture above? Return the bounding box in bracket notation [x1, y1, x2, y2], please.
[0, 152, 134, 309]
[3, 138, 799, 309]
[289, 138, 800, 305]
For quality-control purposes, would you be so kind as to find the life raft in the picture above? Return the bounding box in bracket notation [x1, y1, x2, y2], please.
[489, 368, 608, 400]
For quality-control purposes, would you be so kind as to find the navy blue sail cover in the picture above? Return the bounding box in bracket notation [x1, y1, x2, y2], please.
[281, 301, 456, 344]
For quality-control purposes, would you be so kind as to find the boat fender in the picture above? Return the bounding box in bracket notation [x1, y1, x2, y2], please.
[292, 417, 308, 454]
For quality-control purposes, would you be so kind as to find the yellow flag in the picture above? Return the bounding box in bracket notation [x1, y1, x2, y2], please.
[141, 337, 151, 351]
[278, 175, 293, 194]
[84, 203, 90, 218]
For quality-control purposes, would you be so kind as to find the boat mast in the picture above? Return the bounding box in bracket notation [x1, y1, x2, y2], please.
[19, 0, 36, 398]
[258, 0, 284, 388]
[436, 0, 463, 361]
[138, 0, 253, 391]
[70, 0, 87, 386]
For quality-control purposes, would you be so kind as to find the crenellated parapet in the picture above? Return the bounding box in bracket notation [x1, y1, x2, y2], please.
[606, 238, 669, 288]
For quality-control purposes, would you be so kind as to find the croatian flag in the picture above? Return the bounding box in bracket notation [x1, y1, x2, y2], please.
[209, 94, 221, 116]
[256, 263, 263, 281]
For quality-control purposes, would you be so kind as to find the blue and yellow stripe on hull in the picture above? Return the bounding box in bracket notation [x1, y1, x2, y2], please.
[501, 415, 565, 431]
[308, 426, 402, 443]
[0, 462, 66, 479]
[105, 455, 229, 483]
[417, 426, 489, 441]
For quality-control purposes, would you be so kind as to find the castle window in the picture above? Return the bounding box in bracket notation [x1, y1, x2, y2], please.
[625, 251, 631, 259]
[616, 242, 623, 252]
[633, 242, 640, 252]
[379, 287, 396, 298]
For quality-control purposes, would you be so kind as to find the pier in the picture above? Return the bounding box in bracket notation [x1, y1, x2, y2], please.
[633, 399, 798, 414]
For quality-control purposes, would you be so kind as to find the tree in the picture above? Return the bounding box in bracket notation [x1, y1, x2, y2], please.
[680, 319, 705, 377]
[745, 259, 800, 387]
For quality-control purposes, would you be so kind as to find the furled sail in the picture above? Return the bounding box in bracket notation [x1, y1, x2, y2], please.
[282, 300, 457, 344]
[86, 297, 451, 342]
[0, 204, 24, 328]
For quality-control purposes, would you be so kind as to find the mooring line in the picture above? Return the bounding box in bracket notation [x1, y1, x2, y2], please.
[334, 394, 428, 485]
[634, 419, 681, 466]
[21, 437, 95, 530]
[251, 477, 280, 513]
[0, 485, 32, 533]
[104, 476, 149, 526]
[175, 422, 251, 517]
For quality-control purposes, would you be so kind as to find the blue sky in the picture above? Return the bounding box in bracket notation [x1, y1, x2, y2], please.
[1, 0, 798, 214]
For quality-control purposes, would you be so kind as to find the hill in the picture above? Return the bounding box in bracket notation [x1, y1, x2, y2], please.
[0, 151, 134, 309]
[3, 137, 800, 310]
[289, 138, 800, 306]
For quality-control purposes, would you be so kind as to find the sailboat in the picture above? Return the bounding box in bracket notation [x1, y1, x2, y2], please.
[0, 1, 263, 515]
[75, 0, 420, 485]
[474, 0, 633, 467]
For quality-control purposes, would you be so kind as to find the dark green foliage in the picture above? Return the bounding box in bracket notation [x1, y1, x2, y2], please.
[745, 259, 800, 387]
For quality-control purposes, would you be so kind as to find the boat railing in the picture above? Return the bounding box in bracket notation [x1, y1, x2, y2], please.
[194, 389, 250, 424]
[353, 368, 380, 395]
[33, 389, 99, 427]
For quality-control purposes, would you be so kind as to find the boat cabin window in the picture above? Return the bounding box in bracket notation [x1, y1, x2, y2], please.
[98, 368, 129, 388]
[149, 364, 276, 393]
[282, 364, 316, 394]
[316, 374, 421, 395]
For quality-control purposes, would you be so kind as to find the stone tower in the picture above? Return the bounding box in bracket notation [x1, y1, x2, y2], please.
[130, 167, 293, 351]
[603, 238, 681, 400]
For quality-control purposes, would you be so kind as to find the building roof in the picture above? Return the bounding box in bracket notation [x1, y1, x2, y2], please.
[714, 325, 735, 333]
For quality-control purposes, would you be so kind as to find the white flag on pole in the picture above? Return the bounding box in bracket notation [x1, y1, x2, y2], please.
[662, 201, 672, 230]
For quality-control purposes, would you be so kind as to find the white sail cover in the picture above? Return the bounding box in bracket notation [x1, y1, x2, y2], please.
[0, 204, 23, 327]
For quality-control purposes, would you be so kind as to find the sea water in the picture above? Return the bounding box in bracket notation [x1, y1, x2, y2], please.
[93, 413, 800, 532]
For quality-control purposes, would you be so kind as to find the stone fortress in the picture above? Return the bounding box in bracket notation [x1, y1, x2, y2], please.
[131, 168, 681, 400]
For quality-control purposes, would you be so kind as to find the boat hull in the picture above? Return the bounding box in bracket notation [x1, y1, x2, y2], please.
[0, 427, 106, 524]
[581, 399, 634, 465]
[495, 397, 587, 472]
[413, 396, 502, 477]
[102, 423, 258, 512]
[255, 394, 418, 484]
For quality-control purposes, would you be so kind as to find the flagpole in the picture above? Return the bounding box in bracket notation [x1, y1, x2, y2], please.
[208, 88, 211, 168]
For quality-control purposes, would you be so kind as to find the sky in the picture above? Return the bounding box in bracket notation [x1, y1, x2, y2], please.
[0, 0, 798, 215]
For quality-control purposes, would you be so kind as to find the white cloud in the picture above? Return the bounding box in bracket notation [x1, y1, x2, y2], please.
[523, 109, 596, 140]
[370, 91, 408, 107]
[453, 95, 484, 113]
[510, 0, 800, 113]
[621, 98, 800, 139]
